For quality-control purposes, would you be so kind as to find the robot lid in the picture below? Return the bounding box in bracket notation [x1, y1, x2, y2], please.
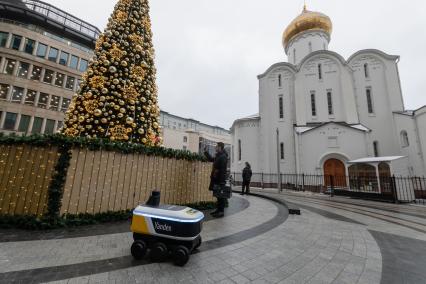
[133, 204, 204, 223]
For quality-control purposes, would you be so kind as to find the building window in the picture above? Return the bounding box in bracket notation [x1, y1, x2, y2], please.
[25, 90, 37, 106]
[65, 76, 75, 90]
[238, 139, 242, 161]
[364, 63, 369, 78]
[18, 115, 31, 133]
[293, 49, 296, 64]
[79, 59, 88, 72]
[366, 88, 374, 114]
[57, 121, 64, 131]
[32, 117, 43, 134]
[24, 38, 35, 54]
[31, 65, 42, 81]
[70, 55, 79, 69]
[0, 31, 8, 47]
[280, 143, 285, 160]
[279, 96, 284, 119]
[50, 95, 60, 111]
[183, 136, 188, 143]
[48, 47, 58, 62]
[278, 74, 282, 87]
[4, 112, 17, 130]
[45, 119, 55, 134]
[311, 92, 317, 116]
[11, 87, 24, 103]
[0, 84, 10, 100]
[61, 98, 71, 112]
[183, 146, 187, 151]
[9, 35, 22, 50]
[54, 73, 65, 87]
[373, 141, 379, 157]
[17, 62, 30, 79]
[59, 51, 69, 66]
[43, 69, 54, 84]
[3, 58, 16, 75]
[36, 43, 48, 58]
[38, 93, 49, 109]
[318, 64, 322, 80]
[309, 42, 312, 53]
[327, 91, 333, 115]
[401, 131, 409, 147]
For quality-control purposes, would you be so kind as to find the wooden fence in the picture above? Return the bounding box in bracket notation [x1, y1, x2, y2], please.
[0, 145, 213, 217]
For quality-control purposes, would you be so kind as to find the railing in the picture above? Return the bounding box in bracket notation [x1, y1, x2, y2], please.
[231, 172, 426, 205]
[21, 0, 101, 40]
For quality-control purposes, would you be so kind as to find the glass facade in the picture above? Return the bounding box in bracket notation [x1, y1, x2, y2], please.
[3, 58, 16, 75]
[18, 115, 31, 133]
[70, 55, 79, 69]
[0, 84, 9, 100]
[79, 59, 88, 72]
[0, 31, 8, 47]
[36, 43, 47, 58]
[59, 51, 69, 66]
[17, 62, 30, 79]
[11, 87, 24, 103]
[48, 47, 58, 62]
[24, 38, 36, 54]
[4, 112, 17, 130]
[10, 34, 22, 50]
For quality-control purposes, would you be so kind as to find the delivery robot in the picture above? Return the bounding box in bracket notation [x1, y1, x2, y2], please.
[130, 191, 204, 266]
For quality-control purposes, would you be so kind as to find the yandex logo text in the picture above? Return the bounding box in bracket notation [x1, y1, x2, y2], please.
[154, 221, 172, 232]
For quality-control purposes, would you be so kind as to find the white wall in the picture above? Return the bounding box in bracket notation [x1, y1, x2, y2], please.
[415, 108, 426, 176]
[231, 119, 261, 173]
[286, 31, 329, 65]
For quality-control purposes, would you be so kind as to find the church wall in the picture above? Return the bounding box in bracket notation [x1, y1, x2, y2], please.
[295, 55, 357, 125]
[415, 108, 426, 176]
[231, 119, 261, 173]
[298, 125, 369, 174]
[286, 31, 329, 65]
[393, 113, 426, 176]
[350, 54, 402, 157]
[259, 67, 297, 174]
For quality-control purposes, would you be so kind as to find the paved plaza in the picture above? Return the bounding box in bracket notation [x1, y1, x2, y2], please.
[1, 190, 426, 284]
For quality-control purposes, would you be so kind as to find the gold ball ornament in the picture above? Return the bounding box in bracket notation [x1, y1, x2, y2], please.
[94, 109, 102, 117]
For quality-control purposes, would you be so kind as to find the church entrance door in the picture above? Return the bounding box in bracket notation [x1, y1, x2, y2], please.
[324, 158, 347, 187]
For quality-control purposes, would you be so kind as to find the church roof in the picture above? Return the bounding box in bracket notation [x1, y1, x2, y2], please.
[295, 122, 371, 134]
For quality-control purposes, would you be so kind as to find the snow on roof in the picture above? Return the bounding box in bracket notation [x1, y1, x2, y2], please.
[347, 156, 405, 164]
[295, 123, 370, 134]
[350, 124, 370, 132]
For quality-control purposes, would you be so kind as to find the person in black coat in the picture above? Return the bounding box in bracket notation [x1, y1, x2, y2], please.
[204, 142, 228, 218]
[241, 162, 252, 195]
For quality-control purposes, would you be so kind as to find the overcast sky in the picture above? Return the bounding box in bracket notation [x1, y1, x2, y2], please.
[45, 0, 426, 129]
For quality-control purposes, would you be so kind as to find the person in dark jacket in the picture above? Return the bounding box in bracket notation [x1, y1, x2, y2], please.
[204, 142, 228, 218]
[241, 162, 252, 195]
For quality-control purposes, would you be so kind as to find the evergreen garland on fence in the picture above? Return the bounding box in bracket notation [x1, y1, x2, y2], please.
[0, 133, 213, 230]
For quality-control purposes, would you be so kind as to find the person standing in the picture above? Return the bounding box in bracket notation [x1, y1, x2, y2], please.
[204, 142, 228, 218]
[241, 162, 252, 195]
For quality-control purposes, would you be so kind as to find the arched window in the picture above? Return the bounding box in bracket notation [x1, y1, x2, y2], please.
[293, 49, 296, 64]
[400, 131, 409, 147]
[238, 139, 242, 161]
[309, 42, 312, 53]
[318, 64, 322, 80]
[278, 74, 282, 87]
[373, 141, 379, 157]
[364, 63, 369, 78]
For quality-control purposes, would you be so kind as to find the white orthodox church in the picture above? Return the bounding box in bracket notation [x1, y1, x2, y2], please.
[231, 6, 426, 179]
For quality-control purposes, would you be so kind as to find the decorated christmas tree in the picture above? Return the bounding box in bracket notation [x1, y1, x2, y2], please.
[62, 0, 162, 146]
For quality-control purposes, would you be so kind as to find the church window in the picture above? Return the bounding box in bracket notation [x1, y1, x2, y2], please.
[373, 141, 379, 157]
[364, 63, 369, 78]
[278, 74, 282, 87]
[238, 140, 242, 161]
[400, 131, 409, 147]
[311, 92, 317, 116]
[293, 49, 296, 64]
[366, 88, 374, 114]
[280, 143, 285, 160]
[318, 64, 322, 80]
[279, 96, 284, 119]
[327, 91, 333, 115]
[309, 42, 312, 53]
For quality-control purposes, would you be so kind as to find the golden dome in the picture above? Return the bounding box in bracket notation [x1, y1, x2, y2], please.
[283, 6, 333, 48]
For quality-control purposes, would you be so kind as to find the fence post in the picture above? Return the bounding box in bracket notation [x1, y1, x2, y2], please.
[330, 175, 335, 197]
[391, 175, 398, 204]
[261, 173, 264, 189]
